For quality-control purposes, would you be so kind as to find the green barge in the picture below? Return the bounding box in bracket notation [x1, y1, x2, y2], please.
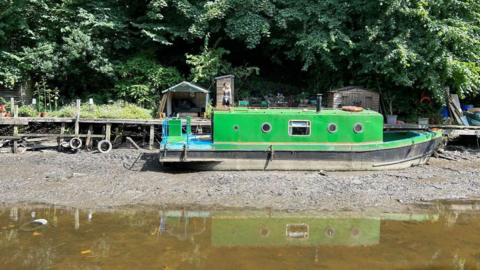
[159, 107, 442, 171]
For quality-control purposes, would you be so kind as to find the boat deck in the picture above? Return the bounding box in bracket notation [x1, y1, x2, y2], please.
[161, 131, 441, 152]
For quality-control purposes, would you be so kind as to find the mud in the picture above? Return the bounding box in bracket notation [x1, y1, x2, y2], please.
[0, 148, 479, 212]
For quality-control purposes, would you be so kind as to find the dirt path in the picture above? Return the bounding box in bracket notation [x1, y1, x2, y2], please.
[0, 148, 479, 212]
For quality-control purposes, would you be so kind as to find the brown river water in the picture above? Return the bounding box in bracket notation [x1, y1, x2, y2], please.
[0, 202, 479, 270]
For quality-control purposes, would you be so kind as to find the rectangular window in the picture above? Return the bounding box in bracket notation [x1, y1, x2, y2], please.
[289, 120, 311, 136]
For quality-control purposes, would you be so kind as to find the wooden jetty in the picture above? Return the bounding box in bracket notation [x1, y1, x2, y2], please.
[384, 124, 480, 139]
[0, 100, 210, 153]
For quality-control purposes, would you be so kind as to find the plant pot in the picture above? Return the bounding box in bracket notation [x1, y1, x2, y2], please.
[39, 112, 48, 117]
[386, 114, 398, 125]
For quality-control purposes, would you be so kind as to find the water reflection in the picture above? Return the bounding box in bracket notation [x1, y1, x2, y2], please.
[0, 203, 478, 269]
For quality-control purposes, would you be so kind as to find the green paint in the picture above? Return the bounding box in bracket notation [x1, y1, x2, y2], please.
[166, 119, 183, 143]
[162, 108, 442, 153]
[186, 116, 192, 135]
[213, 108, 384, 144]
[211, 216, 380, 247]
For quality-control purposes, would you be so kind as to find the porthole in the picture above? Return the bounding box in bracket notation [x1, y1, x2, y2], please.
[327, 123, 338, 133]
[324, 227, 336, 238]
[259, 226, 270, 237]
[353, 123, 364, 134]
[261, 122, 272, 133]
[351, 227, 361, 238]
[233, 125, 239, 131]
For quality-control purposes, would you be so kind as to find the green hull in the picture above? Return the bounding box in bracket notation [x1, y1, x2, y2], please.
[160, 134, 441, 170]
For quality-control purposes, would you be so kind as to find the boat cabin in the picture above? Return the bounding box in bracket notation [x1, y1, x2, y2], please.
[211, 108, 384, 145]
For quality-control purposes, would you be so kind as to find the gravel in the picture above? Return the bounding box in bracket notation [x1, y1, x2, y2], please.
[0, 148, 479, 212]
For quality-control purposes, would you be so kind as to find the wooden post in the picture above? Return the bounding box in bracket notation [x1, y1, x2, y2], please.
[86, 124, 93, 149]
[13, 105, 18, 136]
[149, 124, 155, 150]
[75, 99, 81, 136]
[12, 104, 19, 153]
[58, 122, 65, 150]
[105, 123, 111, 142]
[10, 98, 14, 114]
[74, 208, 80, 230]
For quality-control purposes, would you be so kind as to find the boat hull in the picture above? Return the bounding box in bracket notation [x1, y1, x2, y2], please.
[159, 136, 442, 171]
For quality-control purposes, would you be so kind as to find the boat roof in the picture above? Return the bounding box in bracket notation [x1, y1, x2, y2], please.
[214, 108, 380, 116]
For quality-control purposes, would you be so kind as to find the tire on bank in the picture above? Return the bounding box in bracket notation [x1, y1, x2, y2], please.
[69, 137, 83, 150]
[97, 140, 112, 154]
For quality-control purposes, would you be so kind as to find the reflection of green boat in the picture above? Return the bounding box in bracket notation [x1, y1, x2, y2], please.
[210, 211, 440, 247]
[465, 111, 480, 126]
[211, 212, 380, 247]
[160, 107, 442, 170]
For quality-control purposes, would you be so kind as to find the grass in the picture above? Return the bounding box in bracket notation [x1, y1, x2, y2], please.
[19, 102, 153, 119]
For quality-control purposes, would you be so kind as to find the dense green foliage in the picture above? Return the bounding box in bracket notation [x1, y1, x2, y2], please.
[1, 0, 479, 112]
[114, 52, 183, 107]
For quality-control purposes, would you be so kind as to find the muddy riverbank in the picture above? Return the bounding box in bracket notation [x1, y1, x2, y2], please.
[0, 147, 479, 212]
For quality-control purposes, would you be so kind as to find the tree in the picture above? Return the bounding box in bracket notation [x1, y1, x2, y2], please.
[115, 52, 183, 107]
[0, 0, 479, 112]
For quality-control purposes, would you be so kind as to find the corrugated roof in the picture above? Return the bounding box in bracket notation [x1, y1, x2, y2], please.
[162, 81, 209, 94]
[329, 86, 377, 94]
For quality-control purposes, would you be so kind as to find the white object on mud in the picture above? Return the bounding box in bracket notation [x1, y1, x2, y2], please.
[32, 219, 48, 225]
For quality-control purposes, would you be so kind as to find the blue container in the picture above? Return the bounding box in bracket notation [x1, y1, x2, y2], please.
[440, 106, 449, 118]
[462, 104, 474, 112]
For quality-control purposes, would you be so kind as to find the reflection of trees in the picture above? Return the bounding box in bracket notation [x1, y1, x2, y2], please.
[164, 211, 208, 241]
[0, 228, 19, 249]
[90, 233, 111, 259]
[180, 243, 208, 268]
[11, 240, 58, 269]
[158, 210, 210, 268]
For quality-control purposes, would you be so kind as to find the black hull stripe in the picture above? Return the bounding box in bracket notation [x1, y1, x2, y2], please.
[160, 138, 442, 164]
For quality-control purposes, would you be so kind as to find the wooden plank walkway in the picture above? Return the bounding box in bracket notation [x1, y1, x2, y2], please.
[0, 117, 211, 126]
[0, 115, 211, 152]
[2, 118, 479, 131]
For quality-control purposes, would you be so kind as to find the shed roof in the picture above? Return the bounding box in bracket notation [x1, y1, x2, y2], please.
[329, 86, 377, 94]
[162, 81, 209, 94]
[215, 74, 235, 80]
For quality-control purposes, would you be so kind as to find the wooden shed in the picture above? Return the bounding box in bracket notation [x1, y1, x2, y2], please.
[0, 82, 31, 104]
[159, 81, 209, 117]
[326, 86, 380, 112]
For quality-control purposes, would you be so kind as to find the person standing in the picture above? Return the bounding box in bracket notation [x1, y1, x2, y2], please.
[222, 82, 232, 107]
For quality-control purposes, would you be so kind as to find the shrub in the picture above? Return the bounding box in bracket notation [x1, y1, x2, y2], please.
[49, 102, 153, 119]
[18, 105, 38, 117]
